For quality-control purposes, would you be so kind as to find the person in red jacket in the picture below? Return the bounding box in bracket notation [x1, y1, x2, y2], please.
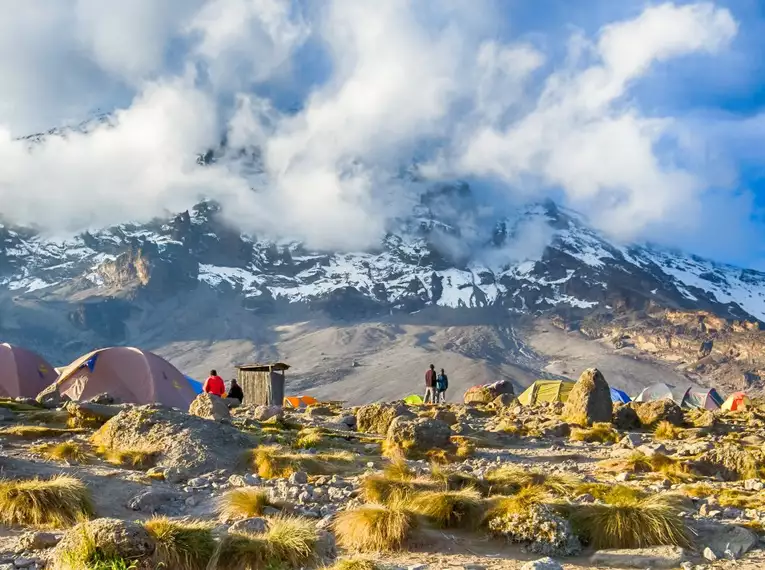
[424, 364, 437, 403]
[203, 369, 225, 397]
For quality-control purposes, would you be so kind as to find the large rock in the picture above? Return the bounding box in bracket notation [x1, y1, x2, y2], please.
[189, 393, 231, 422]
[693, 444, 760, 481]
[463, 380, 514, 405]
[385, 416, 451, 458]
[632, 400, 683, 427]
[91, 405, 254, 479]
[590, 546, 686, 569]
[520, 558, 563, 570]
[693, 521, 758, 560]
[51, 518, 154, 570]
[612, 404, 641, 430]
[562, 368, 612, 426]
[356, 403, 414, 434]
[65, 401, 121, 423]
[127, 490, 185, 515]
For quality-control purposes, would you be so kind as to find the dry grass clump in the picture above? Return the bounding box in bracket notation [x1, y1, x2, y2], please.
[249, 446, 355, 478]
[565, 493, 691, 549]
[575, 483, 645, 504]
[0, 425, 84, 438]
[429, 464, 481, 491]
[654, 421, 685, 441]
[680, 483, 714, 498]
[570, 423, 619, 444]
[328, 558, 380, 570]
[599, 452, 694, 483]
[484, 485, 551, 520]
[216, 488, 271, 520]
[452, 436, 476, 459]
[96, 447, 158, 470]
[383, 459, 415, 481]
[361, 474, 437, 504]
[0, 475, 93, 528]
[31, 441, 92, 464]
[292, 427, 332, 449]
[485, 465, 579, 497]
[408, 487, 484, 529]
[54, 526, 138, 570]
[144, 517, 215, 570]
[212, 516, 318, 570]
[66, 415, 106, 430]
[261, 415, 301, 431]
[333, 503, 418, 552]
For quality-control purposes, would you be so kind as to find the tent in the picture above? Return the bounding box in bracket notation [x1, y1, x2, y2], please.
[0, 343, 57, 398]
[610, 387, 631, 404]
[634, 383, 691, 405]
[185, 375, 203, 394]
[404, 394, 424, 405]
[284, 395, 319, 408]
[722, 392, 751, 412]
[683, 387, 724, 410]
[54, 347, 196, 408]
[518, 380, 575, 406]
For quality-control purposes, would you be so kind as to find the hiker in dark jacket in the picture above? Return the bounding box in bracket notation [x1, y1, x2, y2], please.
[436, 368, 448, 403]
[228, 379, 244, 403]
[424, 364, 437, 403]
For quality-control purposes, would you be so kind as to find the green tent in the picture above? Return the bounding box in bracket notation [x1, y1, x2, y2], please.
[404, 394, 424, 405]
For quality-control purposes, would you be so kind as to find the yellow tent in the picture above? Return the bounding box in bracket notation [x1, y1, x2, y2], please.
[517, 380, 575, 406]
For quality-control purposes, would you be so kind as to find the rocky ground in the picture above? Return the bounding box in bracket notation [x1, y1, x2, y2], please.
[1, 374, 765, 569]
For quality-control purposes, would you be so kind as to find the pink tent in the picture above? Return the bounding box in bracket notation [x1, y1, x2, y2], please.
[55, 347, 196, 408]
[0, 343, 57, 398]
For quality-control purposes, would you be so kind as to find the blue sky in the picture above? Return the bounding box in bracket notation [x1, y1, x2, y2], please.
[0, 1, 764, 268]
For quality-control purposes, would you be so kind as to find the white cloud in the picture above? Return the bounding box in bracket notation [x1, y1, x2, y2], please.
[0, 0, 747, 258]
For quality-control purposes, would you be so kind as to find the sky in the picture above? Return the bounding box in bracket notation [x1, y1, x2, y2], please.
[0, 0, 764, 268]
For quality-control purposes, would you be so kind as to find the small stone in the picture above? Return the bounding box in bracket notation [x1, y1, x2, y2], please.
[745, 479, 765, 492]
[17, 532, 60, 551]
[263, 506, 281, 516]
[316, 514, 334, 530]
[463, 565, 486, 570]
[590, 546, 685, 568]
[615, 472, 631, 482]
[228, 474, 248, 488]
[244, 474, 261, 486]
[520, 558, 563, 570]
[185, 496, 198, 507]
[620, 434, 643, 448]
[680, 562, 693, 570]
[298, 491, 311, 504]
[289, 471, 308, 485]
[575, 493, 595, 503]
[229, 517, 268, 535]
[722, 507, 743, 520]
[703, 547, 717, 561]
[187, 477, 208, 489]
[12, 558, 36, 569]
[408, 565, 428, 570]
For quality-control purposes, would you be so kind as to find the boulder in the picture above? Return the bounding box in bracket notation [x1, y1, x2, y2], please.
[520, 559, 563, 570]
[590, 546, 686, 569]
[385, 417, 452, 458]
[562, 368, 612, 426]
[693, 521, 758, 560]
[65, 401, 121, 423]
[127, 490, 185, 515]
[463, 380, 514, 405]
[252, 405, 283, 421]
[51, 518, 154, 570]
[229, 517, 269, 534]
[91, 405, 255, 479]
[339, 415, 357, 429]
[430, 409, 458, 425]
[16, 532, 60, 551]
[189, 393, 231, 422]
[0, 407, 15, 422]
[613, 404, 641, 430]
[492, 394, 516, 408]
[693, 444, 760, 481]
[632, 400, 683, 427]
[223, 398, 241, 409]
[356, 403, 414, 434]
[36, 384, 68, 409]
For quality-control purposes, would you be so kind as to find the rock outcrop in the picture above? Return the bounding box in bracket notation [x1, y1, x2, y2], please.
[385, 416, 452, 458]
[562, 368, 612, 426]
[356, 403, 414, 434]
[632, 400, 683, 427]
[189, 393, 231, 422]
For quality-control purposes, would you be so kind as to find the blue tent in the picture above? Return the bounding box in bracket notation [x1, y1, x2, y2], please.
[185, 375, 203, 394]
[610, 387, 631, 404]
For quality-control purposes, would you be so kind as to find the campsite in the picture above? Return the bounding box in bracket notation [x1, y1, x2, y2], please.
[0, 342, 764, 569]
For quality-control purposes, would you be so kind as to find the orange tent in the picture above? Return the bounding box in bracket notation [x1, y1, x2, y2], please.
[721, 391, 751, 412]
[55, 347, 196, 408]
[284, 395, 318, 408]
[0, 343, 57, 398]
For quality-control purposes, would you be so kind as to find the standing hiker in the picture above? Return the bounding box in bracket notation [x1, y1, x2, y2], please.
[436, 368, 449, 403]
[203, 369, 225, 397]
[424, 364, 437, 403]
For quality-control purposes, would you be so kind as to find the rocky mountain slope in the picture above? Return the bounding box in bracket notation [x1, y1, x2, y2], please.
[3, 122, 765, 400]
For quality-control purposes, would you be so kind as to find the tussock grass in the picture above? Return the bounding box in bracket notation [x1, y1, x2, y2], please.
[716, 489, 765, 509]
[599, 452, 694, 483]
[19, 409, 69, 426]
[455, 439, 476, 459]
[328, 558, 380, 570]
[261, 415, 301, 431]
[360, 474, 436, 504]
[293, 427, 330, 449]
[565, 493, 691, 549]
[144, 517, 215, 570]
[570, 423, 620, 444]
[216, 488, 271, 520]
[31, 441, 92, 464]
[680, 483, 715, 498]
[96, 447, 158, 470]
[333, 503, 418, 552]
[0, 399, 41, 412]
[211, 516, 318, 570]
[249, 446, 356, 478]
[0, 475, 93, 528]
[654, 421, 685, 441]
[575, 483, 646, 504]
[429, 464, 481, 491]
[484, 465, 579, 496]
[67, 415, 106, 430]
[409, 487, 484, 529]
[0, 425, 85, 438]
[383, 459, 415, 481]
[484, 485, 551, 521]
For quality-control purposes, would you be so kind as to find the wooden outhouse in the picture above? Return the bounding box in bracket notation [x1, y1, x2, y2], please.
[236, 362, 290, 406]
